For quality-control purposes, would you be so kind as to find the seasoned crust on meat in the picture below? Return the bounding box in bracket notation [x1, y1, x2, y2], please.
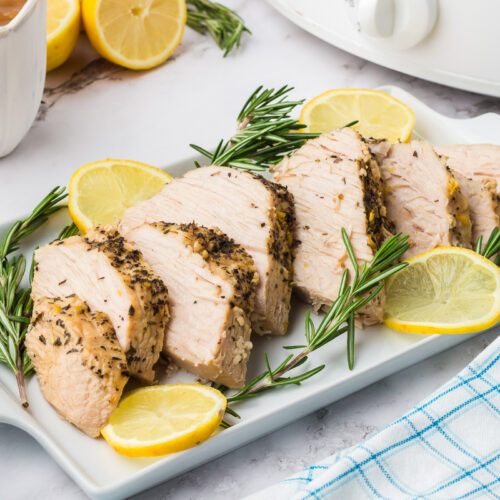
[380, 141, 471, 258]
[31, 226, 169, 383]
[435, 144, 500, 202]
[449, 172, 499, 242]
[248, 172, 296, 270]
[84, 227, 170, 381]
[247, 172, 296, 334]
[359, 153, 394, 249]
[273, 127, 393, 326]
[153, 222, 258, 312]
[26, 296, 129, 437]
[435, 144, 500, 235]
[125, 222, 259, 388]
[119, 166, 296, 335]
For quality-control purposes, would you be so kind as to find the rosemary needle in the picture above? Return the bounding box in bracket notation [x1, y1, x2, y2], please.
[57, 222, 80, 240]
[475, 227, 500, 265]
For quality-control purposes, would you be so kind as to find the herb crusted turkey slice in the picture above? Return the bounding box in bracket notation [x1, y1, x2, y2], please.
[449, 172, 499, 243]
[435, 144, 500, 200]
[380, 140, 472, 258]
[120, 166, 295, 336]
[31, 226, 169, 383]
[435, 144, 500, 240]
[372, 140, 495, 245]
[25, 296, 129, 437]
[273, 127, 393, 326]
[125, 222, 258, 388]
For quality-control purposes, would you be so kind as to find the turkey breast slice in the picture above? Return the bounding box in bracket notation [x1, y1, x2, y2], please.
[26, 296, 129, 437]
[125, 222, 258, 388]
[273, 127, 393, 326]
[120, 166, 295, 336]
[380, 140, 472, 258]
[31, 226, 169, 382]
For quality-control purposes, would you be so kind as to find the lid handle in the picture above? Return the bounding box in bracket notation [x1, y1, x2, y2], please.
[357, 0, 438, 49]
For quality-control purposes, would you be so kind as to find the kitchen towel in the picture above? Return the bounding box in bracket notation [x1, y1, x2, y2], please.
[247, 335, 500, 499]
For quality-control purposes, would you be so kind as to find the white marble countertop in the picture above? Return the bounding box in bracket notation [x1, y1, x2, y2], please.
[0, 1, 499, 498]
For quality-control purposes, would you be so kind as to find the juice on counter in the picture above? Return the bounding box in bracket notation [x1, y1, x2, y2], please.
[0, 0, 27, 26]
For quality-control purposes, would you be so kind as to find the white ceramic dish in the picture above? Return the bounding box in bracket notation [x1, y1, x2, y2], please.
[266, 0, 500, 98]
[0, 86, 498, 500]
[0, 0, 47, 157]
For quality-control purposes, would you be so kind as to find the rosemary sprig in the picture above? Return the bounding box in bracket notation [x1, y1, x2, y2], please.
[225, 230, 410, 404]
[186, 0, 250, 56]
[190, 85, 320, 171]
[0, 187, 67, 407]
[475, 227, 500, 265]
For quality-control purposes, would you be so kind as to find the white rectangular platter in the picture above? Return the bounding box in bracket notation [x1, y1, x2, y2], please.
[0, 85, 499, 500]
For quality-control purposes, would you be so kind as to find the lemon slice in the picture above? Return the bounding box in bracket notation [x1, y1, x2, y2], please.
[81, 0, 186, 70]
[46, 0, 80, 72]
[384, 247, 500, 334]
[300, 89, 415, 143]
[69, 159, 172, 233]
[101, 384, 226, 457]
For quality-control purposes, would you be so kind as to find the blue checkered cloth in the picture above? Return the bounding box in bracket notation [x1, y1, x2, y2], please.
[247, 335, 500, 499]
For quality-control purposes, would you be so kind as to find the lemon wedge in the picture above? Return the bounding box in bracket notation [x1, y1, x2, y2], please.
[384, 247, 500, 334]
[300, 88, 415, 143]
[101, 384, 226, 457]
[47, 0, 80, 72]
[69, 159, 172, 233]
[81, 0, 186, 70]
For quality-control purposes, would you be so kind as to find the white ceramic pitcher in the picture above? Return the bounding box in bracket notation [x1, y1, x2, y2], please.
[0, 0, 46, 158]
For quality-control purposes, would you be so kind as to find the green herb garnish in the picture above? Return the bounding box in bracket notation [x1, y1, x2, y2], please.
[475, 227, 500, 265]
[190, 86, 361, 172]
[58, 222, 80, 240]
[186, 0, 250, 56]
[190, 85, 320, 171]
[0, 187, 67, 406]
[224, 230, 410, 407]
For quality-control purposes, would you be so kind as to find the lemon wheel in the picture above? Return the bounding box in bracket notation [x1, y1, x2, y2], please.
[101, 384, 227, 457]
[69, 159, 172, 233]
[384, 247, 500, 334]
[300, 88, 415, 143]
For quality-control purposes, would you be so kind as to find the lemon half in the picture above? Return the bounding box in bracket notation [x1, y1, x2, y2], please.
[101, 384, 227, 457]
[82, 0, 186, 70]
[47, 0, 80, 72]
[300, 88, 415, 143]
[384, 247, 500, 334]
[69, 159, 172, 233]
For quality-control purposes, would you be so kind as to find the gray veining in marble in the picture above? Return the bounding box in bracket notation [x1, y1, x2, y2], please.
[0, 1, 499, 498]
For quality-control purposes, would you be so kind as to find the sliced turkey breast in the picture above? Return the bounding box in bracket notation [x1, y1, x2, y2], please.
[380, 141, 471, 258]
[273, 128, 393, 326]
[125, 222, 258, 388]
[450, 172, 499, 242]
[120, 166, 295, 336]
[31, 226, 169, 383]
[435, 144, 500, 198]
[25, 296, 129, 437]
[435, 144, 500, 233]
[371, 141, 498, 243]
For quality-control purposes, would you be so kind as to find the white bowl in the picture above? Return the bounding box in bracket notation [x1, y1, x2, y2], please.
[0, 0, 47, 158]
